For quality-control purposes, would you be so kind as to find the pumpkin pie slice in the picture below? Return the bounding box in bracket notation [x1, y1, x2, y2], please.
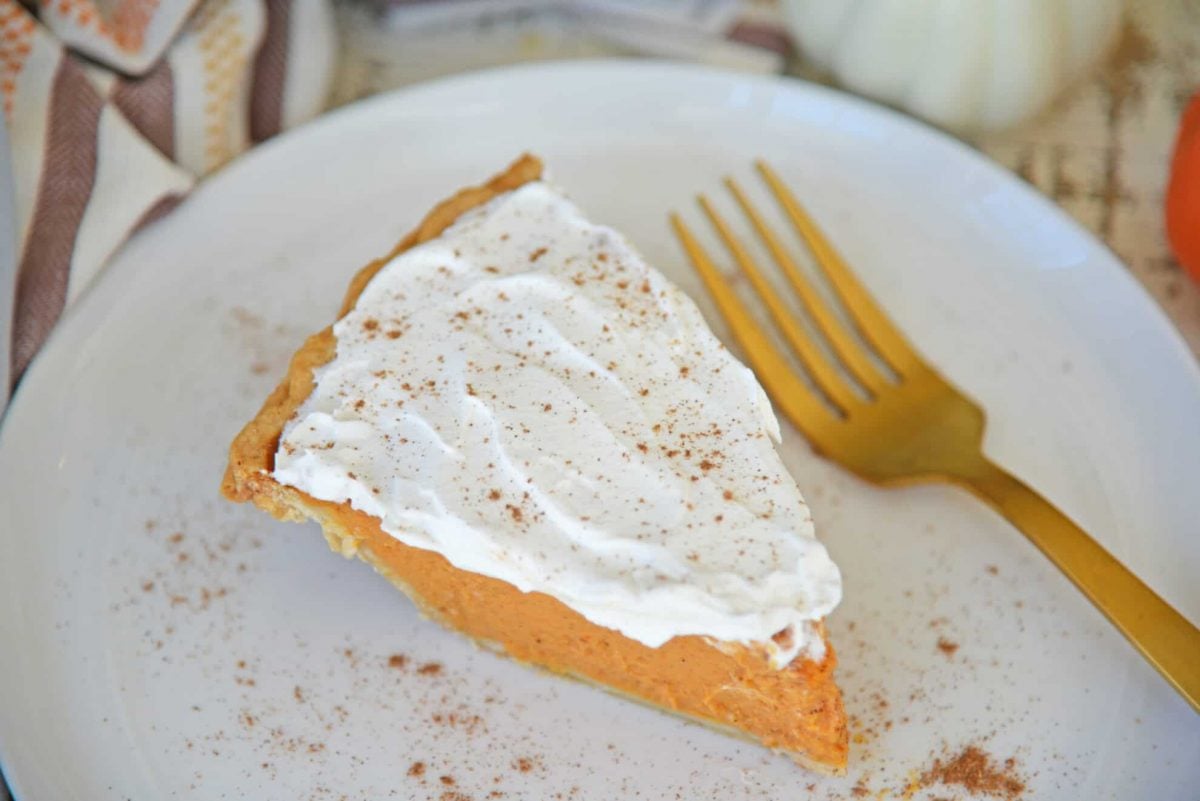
[221, 155, 847, 773]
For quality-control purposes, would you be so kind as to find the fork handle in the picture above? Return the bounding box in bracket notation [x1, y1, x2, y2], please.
[959, 459, 1200, 712]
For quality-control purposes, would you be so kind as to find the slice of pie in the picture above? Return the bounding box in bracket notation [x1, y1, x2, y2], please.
[221, 154, 847, 773]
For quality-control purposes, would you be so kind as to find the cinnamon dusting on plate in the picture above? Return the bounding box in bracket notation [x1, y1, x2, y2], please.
[919, 745, 1026, 800]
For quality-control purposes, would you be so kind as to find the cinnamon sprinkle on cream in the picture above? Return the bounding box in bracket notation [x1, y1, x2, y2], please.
[272, 179, 841, 667]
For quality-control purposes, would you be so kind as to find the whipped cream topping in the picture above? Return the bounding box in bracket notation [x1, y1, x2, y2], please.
[274, 180, 842, 667]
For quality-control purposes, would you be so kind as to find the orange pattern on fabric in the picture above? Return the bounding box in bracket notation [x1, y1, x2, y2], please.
[37, 0, 162, 53]
[110, 0, 160, 50]
[0, 0, 37, 117]
[194, 0, 248, 172]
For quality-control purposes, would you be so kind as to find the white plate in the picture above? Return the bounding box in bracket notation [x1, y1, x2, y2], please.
[1, 61, 1198, 800]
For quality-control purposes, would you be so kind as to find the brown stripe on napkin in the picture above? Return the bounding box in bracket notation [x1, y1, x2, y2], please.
[112, 59, 177, 160]
[12, 57, 103, 384]
[133, 192, 184, 232]
[250, 0, 291, 143]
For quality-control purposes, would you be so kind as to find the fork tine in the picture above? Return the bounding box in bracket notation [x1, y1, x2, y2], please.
[757, 161, 918, 375]
[670, 213, 837, 427]
[724, 177, 889, 394]
[696, 195, 860, 413]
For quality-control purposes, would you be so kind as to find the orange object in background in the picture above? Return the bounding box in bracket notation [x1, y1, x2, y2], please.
[1166, 92, 1200, 282]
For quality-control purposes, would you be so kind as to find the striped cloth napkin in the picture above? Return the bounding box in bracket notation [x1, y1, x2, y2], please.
[1, 0, 336, 390]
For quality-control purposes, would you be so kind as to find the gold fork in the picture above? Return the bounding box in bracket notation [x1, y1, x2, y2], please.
[671, 161, 1200, 712]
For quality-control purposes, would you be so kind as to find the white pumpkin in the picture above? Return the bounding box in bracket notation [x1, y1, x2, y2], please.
[781, 0, 1124, 133]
